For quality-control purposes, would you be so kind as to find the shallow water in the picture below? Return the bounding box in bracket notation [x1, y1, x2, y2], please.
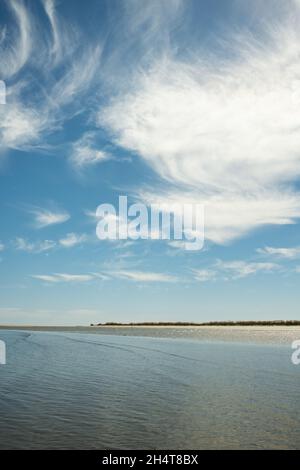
[0, 329, 299, 449]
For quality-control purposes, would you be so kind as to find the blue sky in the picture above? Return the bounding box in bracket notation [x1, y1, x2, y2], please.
[1, 0, 300, 325]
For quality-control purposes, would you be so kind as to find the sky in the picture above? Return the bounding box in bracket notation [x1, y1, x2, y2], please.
[0, 0, 300, 325]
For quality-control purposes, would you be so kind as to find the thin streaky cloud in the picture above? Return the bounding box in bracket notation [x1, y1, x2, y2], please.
[54, 273, 95, 282]
[31, 274, 59, 283]
[32, 273, 95, 283]
[90, 272, 111, 281]
[43, 0, 60, 58]
[29, 207, 70, 228]
[110, 270, 178, 283]
[13, 235, 88, 253]
[257, 246, 300, 259]
[0, 0, 102, 152]
[0, 0, 32, 79]
[42, 0, 76, 64]
[70, 133, 111, 169]
[14, 237, 56, 253]
[59, 233, 87, 248]
[215, 260, 279, 280]
[193, 260, 280, 283]
[192, 269, 216, 282]
[84, 209, 100, 221]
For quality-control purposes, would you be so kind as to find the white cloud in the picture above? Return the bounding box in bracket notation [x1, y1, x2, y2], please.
[2, 0, 300, 251]
[0, 0, 32, 79]
[15, 237, 56, 253]
[99, 1, 300, 244]
[192, 269, 216, 282]
[193, 259, 279, 282]
[54, 273, 94, 282]
[257, 246, 300, 259]
[29, 207, 70, 228]
[14, 234, 87, 253]
[32, 273, 94, 283]
[110, 270, 177, 283]
[59, 232, 87, 248]
[0, 104, 49, 150]
[215, 260, 279, 280]
[42, 0, 75, 63]
[0, 242, 4, 252]
[90, 272, 111, 281]
[0, 0, 102, 152]
[31, 275, 59, 283]
[84, 209, 99, 221]
[50, 44, 102, 109]
[29, 260, 283, 285]
[140, 190, 300, 245]
[70, 133, 110, 169]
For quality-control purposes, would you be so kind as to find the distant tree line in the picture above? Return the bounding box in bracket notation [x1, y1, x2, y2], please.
[90, 320, 300, 327]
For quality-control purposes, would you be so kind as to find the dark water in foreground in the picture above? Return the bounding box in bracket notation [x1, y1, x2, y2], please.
[0, 330, 299, 449]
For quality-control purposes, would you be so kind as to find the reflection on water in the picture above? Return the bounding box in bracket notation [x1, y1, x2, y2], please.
[0, 330, 299, 449]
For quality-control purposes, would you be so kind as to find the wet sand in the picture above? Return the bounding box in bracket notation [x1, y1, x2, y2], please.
[1, 324, 300, 345]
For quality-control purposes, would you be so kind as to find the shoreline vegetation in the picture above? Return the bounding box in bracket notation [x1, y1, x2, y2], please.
[90, 320, 300, 327]
[0, 321, 299, 329]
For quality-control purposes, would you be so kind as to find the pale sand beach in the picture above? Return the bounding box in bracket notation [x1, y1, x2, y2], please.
[92, 325, 300, 345]
[1, 325, 300, 345]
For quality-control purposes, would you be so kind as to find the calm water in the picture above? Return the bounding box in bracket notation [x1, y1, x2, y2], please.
[0, 329, 299, 449]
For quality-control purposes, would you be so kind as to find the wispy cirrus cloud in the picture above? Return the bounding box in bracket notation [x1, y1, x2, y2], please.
[14, 237, 55, 253]
[13, 233, 87, 253]
[59, 233, 87, 248]
[42, 0, 76, 64]
[110, 270, 177, 283]
[99, 0, 300, 245]
[0, 0, 32, 79]
[28, 207, 70, 228]
[192, 269, 217, 282]
[193, 260, 279, 282]
[0, 0, 102, 152]
[215, 260, 279, 280]
[257, 246, 300, 259]
[70, 133, 110, 169]
[32, 273, 95, 283]
[84, 209, 99, 221]
[2, 0, 300, 254]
